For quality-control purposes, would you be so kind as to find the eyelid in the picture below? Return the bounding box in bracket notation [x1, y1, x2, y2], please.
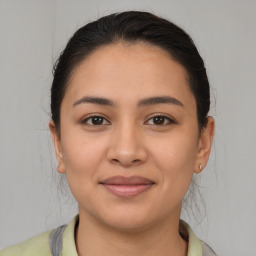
[81, 114, 111, 125]
[80, 113, 176, 126]
[144, 113, 176, 125]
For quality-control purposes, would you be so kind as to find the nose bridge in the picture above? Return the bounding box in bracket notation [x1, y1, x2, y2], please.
[108, 116, 146, 166]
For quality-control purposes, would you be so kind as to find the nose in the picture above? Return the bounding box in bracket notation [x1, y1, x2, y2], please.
[107, 122, 147, 167]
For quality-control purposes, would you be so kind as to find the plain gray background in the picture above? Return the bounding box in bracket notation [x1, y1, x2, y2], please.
[0, 0, 256, 255]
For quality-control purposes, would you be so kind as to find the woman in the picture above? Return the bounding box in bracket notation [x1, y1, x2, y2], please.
[1, 11, 216, 256]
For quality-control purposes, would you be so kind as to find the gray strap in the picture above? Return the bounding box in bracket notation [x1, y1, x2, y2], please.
[202, 241, 217, 256]
[49, 225, 67, 256]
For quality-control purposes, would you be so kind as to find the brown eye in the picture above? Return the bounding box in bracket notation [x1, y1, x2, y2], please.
[153, 116, 165, 125]
[146, 115, 174, 125]
[82, 116, 110, 126]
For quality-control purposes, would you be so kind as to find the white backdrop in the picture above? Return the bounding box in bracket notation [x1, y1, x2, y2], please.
[0, 1, 256, 255]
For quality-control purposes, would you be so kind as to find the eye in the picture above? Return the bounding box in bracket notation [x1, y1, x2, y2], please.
[81, 115, 110, 126]
[146, 115, 175, 125]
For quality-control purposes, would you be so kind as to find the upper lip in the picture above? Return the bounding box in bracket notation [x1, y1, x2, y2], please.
[100, 175, 155, 185]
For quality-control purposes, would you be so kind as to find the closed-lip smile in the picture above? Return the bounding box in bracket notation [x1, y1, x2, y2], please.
[100, 175, 155, 198]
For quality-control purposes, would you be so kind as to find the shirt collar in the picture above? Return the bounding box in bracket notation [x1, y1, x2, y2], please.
[180, 220, 202, 256]
[61, 216, 202, 256]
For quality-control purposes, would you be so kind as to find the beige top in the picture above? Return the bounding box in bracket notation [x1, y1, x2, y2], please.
[0, 216, 203, 256]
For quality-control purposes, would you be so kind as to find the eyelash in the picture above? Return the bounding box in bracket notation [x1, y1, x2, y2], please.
[81, 114, 175, 126]
[145, 115, 175, 125]
[81, 115, 110, 126]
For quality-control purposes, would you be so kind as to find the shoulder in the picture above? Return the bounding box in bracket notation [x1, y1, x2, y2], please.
[0, 216, 78, 256]
[202, 241, 218, 256]
[0, 230, 52, 256]
[179, 220, 218, 256]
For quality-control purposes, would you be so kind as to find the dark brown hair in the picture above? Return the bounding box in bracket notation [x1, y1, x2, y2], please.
[51, 11, 210, 134]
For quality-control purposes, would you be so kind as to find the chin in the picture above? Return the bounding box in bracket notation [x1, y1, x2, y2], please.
[106, 218, 153, 233]
[97, 207, 158, 233]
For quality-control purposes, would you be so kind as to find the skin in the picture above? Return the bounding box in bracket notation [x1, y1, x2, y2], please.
[50, 42, 214, 256]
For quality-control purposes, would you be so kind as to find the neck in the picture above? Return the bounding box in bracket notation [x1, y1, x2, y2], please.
[75, 210, 188, 256]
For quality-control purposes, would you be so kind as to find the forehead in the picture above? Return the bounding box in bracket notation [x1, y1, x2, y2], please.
[64, 42, 196, 110]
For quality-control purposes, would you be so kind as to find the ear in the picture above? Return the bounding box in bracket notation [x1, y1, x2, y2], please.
[49, 120, 66, 174]
[194, 116, 215, 174]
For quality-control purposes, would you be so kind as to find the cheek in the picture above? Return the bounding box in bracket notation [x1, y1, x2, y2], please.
[148, 128, 198, 195]
[60, 129, 111, 209]
[60, 127, 108, 189]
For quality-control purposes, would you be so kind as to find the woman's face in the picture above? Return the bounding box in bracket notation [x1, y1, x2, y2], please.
[50, 42, 214, 231]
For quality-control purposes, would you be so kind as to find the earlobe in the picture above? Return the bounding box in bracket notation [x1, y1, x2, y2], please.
[194, 116, 215, 174]
[49, 121, 66, 174]
[56, 162, 65, 174]
[194, 162, 203, 174]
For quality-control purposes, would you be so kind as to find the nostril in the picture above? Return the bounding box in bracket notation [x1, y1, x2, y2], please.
[111, 158, 141, 166]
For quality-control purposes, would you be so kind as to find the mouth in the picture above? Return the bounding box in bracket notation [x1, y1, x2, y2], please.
[99, 175, 155, 198]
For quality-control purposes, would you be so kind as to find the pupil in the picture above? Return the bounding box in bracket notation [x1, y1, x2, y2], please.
[92, 117, 103, 125]
[153, 116, 164, 125]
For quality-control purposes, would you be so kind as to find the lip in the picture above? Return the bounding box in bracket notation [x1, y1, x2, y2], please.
[100, 175, 155, 198]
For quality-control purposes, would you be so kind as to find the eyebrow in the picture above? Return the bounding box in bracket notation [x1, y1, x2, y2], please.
[73, 96, 114, 107]
[73, 96, 184, 107]
[138, 96, 184, 107]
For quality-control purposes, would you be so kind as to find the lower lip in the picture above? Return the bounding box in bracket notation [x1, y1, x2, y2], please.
[102, 184, 153, 198]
